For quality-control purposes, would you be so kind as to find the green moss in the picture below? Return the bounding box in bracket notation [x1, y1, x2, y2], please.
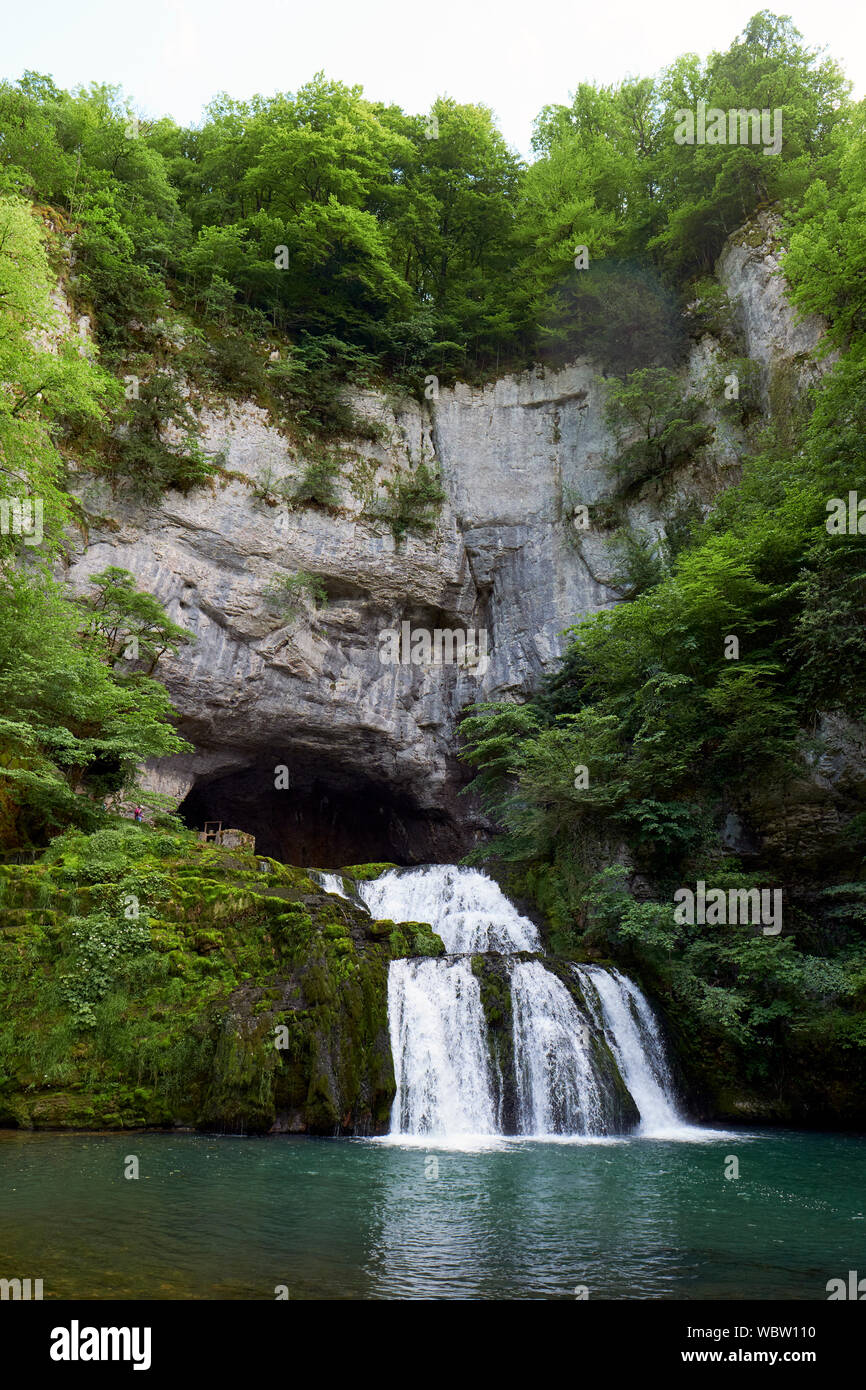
[387, 928, 409, 956]
[339, 862, 398, 881]
[364, 919, 393, 939]
[474, 956, 511, 1028]
[0, 828, 396, 1136]
[411, 929, 446, 957]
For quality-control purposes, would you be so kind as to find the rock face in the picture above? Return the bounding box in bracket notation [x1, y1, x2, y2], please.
[716, 209, 829, 404]
[63, 213, 826, 866]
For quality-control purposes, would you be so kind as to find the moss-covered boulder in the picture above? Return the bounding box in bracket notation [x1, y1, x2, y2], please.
[0, 825, 399, 1136]
[339, 862, 398, 882]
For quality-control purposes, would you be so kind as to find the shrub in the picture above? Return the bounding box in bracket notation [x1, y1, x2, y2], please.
[603, 367, 713, 491]
[292, 450, 342, 510]
[368, 462, 446, 545]
[263, 571, 328, 620]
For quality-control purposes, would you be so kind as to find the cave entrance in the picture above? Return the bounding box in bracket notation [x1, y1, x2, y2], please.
[177, 754, 467, 869]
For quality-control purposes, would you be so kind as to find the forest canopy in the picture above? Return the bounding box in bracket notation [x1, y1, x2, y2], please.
[0, 10, 852, 404]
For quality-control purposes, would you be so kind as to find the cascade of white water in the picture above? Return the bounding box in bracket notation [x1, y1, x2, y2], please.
[388, 956, 498, 1137]
[358, 865, 541, 954]
[312, 871, 350, 899]
[361, 864, 685, 1141]
[575, 965, 682, 1135]
[511, 960, 607, 1136]
[367, 866, 532, 1137]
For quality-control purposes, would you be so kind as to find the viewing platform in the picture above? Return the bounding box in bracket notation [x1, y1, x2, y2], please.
[198, 822, 256, 852]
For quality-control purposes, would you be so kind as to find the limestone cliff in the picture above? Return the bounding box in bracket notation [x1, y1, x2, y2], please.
[62, 212, 828, 866]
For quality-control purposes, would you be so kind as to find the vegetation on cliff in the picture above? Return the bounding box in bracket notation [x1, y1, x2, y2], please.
[459, 99, 866, 1121]
[0, 12, 852, 447]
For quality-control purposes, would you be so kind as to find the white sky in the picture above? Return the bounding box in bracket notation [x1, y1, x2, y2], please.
[2, 0, 864, 157]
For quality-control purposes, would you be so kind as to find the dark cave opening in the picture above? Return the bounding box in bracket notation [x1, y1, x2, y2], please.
[177, 754, 470, 869]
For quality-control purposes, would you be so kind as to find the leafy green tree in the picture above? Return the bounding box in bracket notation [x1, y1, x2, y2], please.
[650, 12, 849, 277]
[80, 567, 193, 674]
[603, 367, 712, 487]
[0, 570, 190, 848]
[0, 194, 116, 553]
[782, 102, 866, 346]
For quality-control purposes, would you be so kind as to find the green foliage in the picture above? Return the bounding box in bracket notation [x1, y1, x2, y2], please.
[782, 102, 866, 347]
[649, 12, 849, 278]
[0, 829, 398, 1132]
[269, 335, 379, 436]
[292, 448, 342, 510]
[59, 909, 155, 1028]
[583, 865, 866, 1068]
[100, 372, 219, 499]
[0, 189, 191, 853]
[0, 566, 191, 848]
[0, 14, 856, 435]
[368, 462, 446, 544]
[603, 367, 713, 489]
[711, 355, 763, 422]
[527, 12, 848, 289]
[686, 278, 738, 345]
[263, 570, 328, 619]
[606, 526, 669, 597]
[0, 194, 115, 554]
[80, 566, 193, 674]
[537, 260, 686, 375]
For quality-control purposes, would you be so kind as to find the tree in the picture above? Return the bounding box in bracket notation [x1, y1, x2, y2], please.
[650, 12, 849, 277]
[603, 367, 712, 487]
[0, 569, 190, 848]
[80, 566, 193, 674]
[782, 102, 866, 346]
[0, 194, 115, 556]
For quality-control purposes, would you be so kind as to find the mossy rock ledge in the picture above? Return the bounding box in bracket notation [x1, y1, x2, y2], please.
[0, 833, 443, 1137]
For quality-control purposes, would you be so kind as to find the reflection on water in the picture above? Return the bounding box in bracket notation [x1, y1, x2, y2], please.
[0, 1128, 862, 1300]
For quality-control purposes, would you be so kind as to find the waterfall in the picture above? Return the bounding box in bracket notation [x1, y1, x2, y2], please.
[359, 864, 685, 1142]
[358, 865, 541, 953]
[388, 957, 497, 1137]
[575, 965, 684, 1136]
[311, 871, 350, 899]
[511, 960, 607, 1136]
[362, 867, 528, 1139]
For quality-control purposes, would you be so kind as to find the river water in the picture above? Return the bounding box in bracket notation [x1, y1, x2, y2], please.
[4, 864, 862, 1300]
[1, 1127, 863, 1299]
